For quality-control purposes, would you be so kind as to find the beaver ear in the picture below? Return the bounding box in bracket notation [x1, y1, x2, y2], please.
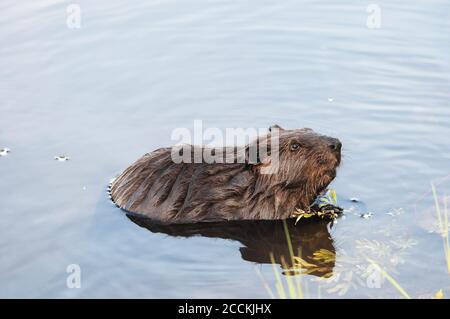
[269, 124, 284, 132]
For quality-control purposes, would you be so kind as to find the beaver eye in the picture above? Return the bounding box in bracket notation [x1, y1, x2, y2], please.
[290, 143, 300, 151]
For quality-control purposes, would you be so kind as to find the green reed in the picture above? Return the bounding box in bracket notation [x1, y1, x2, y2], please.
[432, 183, 450, 274]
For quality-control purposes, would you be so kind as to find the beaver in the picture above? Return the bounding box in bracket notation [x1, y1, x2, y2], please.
[110, 125, 342, 224]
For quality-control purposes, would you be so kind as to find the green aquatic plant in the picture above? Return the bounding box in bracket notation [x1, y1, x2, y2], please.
[257, 186, 450, 299]
[255, 220, 337, 298]
[365, 257, 411, 299]
[257, 229, 421, 298]
[292, 189, 340, 224]
[255, 220, 307, 299]
[288, 249, 335, 278]
[281, 220, 305, 298]
[254, 267, 275, 299]
[310, 233, 418, 297]
[319, 189, 338, 207]
[431, 183, 450, 275]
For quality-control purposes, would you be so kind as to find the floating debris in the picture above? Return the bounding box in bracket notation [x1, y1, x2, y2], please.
[360, 212, 373, 219]
[54, 155, 70, 161]
[434, 289, 444, 299]
[386, 208, 404, 217]
[344, 206, 355, 213]
[328, 97, 334, 102]
[350, 197, 360, 203]
[0, 148, 11, 156]
[390, 238, 418, 250]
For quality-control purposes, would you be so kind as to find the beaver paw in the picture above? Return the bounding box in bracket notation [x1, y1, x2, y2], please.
[292, 204, 343, 224]
[309, 204, 343, 220]
[317, 204, 344, 215]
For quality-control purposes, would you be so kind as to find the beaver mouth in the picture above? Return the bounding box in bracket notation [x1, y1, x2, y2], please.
[325, 169, 337, 179]
[335, 153, 341, 167]
[310, 167, 337, 196]
[315, 168, 337, 195]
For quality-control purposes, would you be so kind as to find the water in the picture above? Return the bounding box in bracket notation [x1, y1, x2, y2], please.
[1, 0, 450, 298]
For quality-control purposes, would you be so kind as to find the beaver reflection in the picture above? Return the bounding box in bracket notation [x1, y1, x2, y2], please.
[127, 216, 336, 278]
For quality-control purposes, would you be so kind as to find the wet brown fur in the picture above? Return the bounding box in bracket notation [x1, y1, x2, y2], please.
[110, 126, 341, 224]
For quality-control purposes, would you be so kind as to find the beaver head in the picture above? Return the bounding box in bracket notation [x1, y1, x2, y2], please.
[248, 125, 342, 213]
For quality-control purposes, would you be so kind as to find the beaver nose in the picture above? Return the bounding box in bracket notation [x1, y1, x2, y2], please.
[328, 139, 342, 152]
